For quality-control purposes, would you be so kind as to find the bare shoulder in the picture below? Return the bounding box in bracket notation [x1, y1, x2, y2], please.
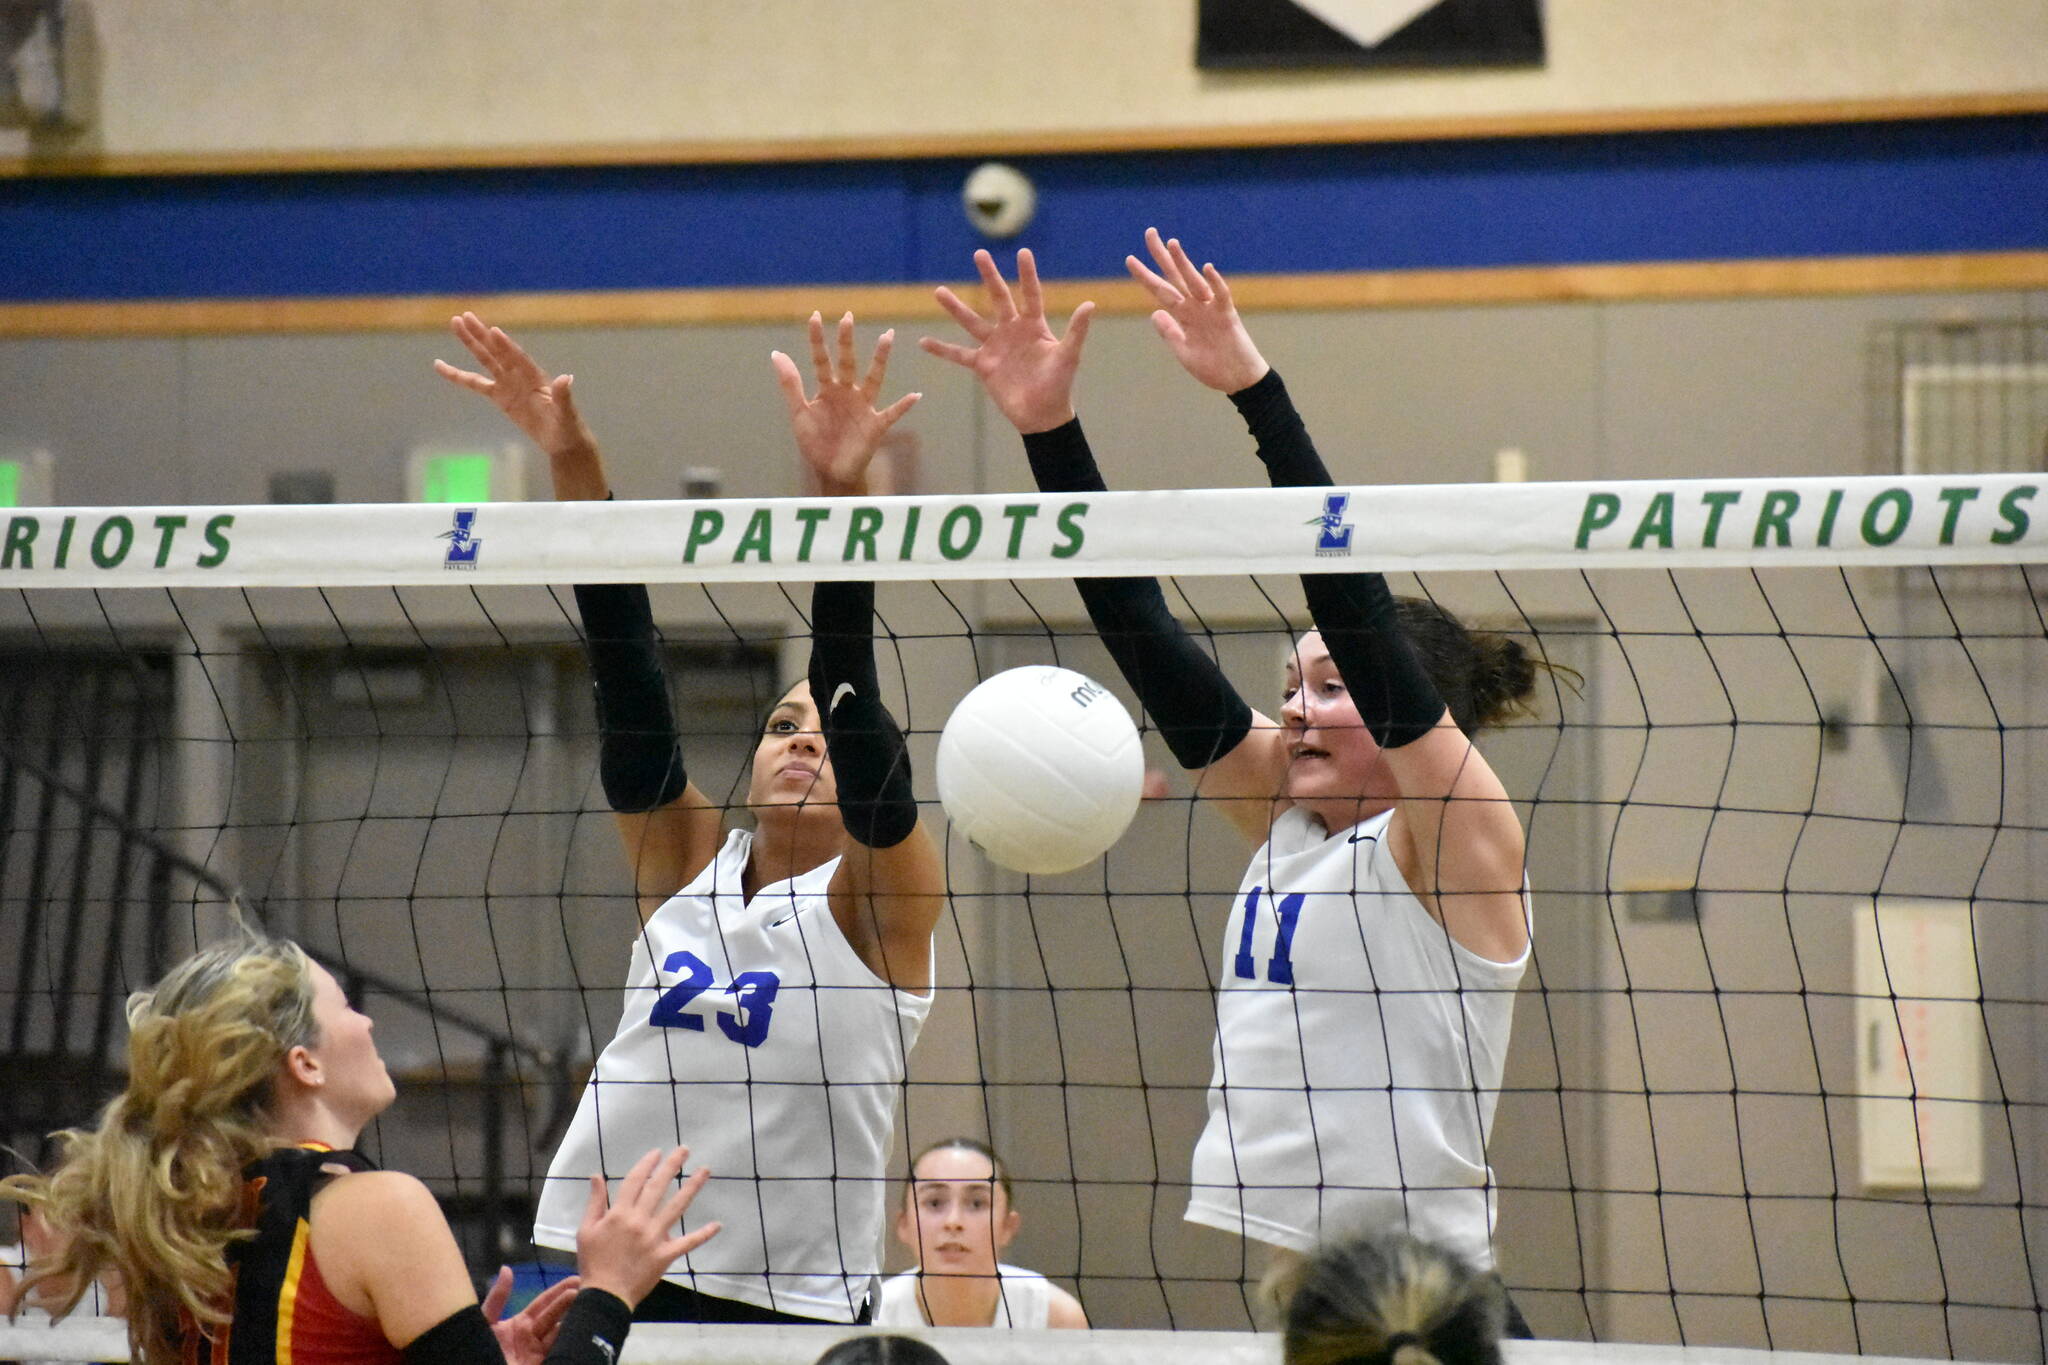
[1045, 1281, 1090, 1329]
[311, 1170, 450, 1244]
[1191, 710, 1289, 846]
[310, 1170, 475, 1340]
[618, 783, 728, 924]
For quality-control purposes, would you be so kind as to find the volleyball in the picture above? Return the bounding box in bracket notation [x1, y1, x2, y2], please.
[937, 665, 1145, 874]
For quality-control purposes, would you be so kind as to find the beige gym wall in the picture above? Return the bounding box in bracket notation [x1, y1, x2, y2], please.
[7, 0, 2048, 165]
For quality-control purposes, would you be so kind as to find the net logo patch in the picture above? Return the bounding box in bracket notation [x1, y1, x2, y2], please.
[439, 508, 482, 570]
[1311, 492, 1354, 556]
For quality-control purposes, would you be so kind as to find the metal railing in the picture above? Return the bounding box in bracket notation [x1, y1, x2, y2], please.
[1, 728, 579, 1264]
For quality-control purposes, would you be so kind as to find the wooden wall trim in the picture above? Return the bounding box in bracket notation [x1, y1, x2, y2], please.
[6, 92, 2046, 179]
[3, 253, 2043, 339]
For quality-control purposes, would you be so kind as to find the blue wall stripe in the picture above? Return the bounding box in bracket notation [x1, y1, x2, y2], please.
[6, 115, 2043, 303]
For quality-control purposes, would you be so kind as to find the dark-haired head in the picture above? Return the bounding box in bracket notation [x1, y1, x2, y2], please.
[895, 1136, 1020, 1280]
[906, 1135, 1013, 1204]
[746, 678, 842, 813]
[813, 1335, 952, 1365]
[1389, 597, 1549, 739]
[1280, 1232, 1507, 1365]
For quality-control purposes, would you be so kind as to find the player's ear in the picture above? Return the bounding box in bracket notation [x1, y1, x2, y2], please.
[282, 1043, 322, 1089]
[996, 1204, 1020, 1250]
[894, 1193, 916, 1250]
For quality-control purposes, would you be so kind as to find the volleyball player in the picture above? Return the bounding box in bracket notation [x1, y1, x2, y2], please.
[813, 1337, 953, 1365]
[1278, 1230, 1509, 1365]
[436, 312, 943, 1326]
[0, 935, 710, 1365]
[874, 1138, 1087, 1329]
[922, 241, 1540, 1328]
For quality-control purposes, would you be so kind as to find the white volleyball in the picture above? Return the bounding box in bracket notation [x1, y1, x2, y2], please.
[961, 161, 1037, 239]
[937, 666, 1143, 875]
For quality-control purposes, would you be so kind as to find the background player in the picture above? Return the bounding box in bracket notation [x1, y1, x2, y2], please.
[1278, 1229, 1509, 1365]
[922, 239, 1541, 1328]
[0, 934, 709, 1365]
[436, 312, 943, 1326]
[875, 1137, 1087, 1329]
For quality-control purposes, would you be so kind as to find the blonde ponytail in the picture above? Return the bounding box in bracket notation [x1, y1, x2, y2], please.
[1282, 1232, 1507, 1365]
[0, 936, 317, 1365]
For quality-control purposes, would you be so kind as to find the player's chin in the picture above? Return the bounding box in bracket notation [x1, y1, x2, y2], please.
[1283, 770, 1340, 804]
[751, 773, 824, 806]
[755, 788, 843, 821]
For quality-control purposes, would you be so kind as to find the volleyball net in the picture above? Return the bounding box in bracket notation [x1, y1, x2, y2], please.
[4, 472, 2045, 1360]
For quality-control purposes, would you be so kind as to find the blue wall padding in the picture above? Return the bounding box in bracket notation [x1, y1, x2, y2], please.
[4, 115, 2042, 303]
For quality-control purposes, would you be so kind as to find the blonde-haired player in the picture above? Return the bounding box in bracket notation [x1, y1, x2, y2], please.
[1, 934, 709, 1365]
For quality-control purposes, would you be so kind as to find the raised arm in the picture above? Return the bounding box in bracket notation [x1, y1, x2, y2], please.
[436, 315, 725, 919]
[1132, 233, 1528, 962]
[773, 313, 943, 991]
[316, 1147, 716, 1365]
[921, 250, 1286, 845]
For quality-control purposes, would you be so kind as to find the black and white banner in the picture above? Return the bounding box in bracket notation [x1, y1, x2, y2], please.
[1197, 0, 1543, 69]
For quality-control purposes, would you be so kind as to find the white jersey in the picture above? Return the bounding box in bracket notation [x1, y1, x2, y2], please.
[872, 1265, 1055, 1329]
[1186, 807, 1528, 1268]
[537, 829, 932, 1321]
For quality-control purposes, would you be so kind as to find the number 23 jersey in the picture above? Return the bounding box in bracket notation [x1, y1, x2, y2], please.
[1186, 806, 1529, 1269]
[536, 828, 933, 1321]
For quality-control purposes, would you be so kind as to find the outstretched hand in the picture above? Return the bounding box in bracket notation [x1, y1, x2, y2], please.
[434, 313, 606, 500]
[482, 1267, 581, 1365]
[921, 249, 1094, 435]
[574, 1146, 719, 1309]
[1125, 228, 1269, 394]
[771, 312, 921, 497]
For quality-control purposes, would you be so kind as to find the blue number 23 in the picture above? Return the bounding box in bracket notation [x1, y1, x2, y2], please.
[649, 950, 782, 1048]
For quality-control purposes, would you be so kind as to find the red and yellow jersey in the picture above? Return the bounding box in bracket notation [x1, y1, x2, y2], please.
[180, 1145, 398, 1365]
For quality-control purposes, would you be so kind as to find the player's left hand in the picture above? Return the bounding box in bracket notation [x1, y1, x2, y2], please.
[772, 312, 922, 498]
[482, 1266, 582, 1365]
[1125, 228, 1270, 395]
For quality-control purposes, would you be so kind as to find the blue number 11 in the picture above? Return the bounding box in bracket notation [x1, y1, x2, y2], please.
[1233, 886, 1305, 984]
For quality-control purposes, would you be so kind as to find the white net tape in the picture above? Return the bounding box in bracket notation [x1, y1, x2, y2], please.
[0, 1321, 1988, 1365]
[0, 472, 2042, 589]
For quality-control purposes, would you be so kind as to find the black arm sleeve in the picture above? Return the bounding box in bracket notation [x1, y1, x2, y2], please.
[543, 1290, 632, 1365]
[1228, 370, 1446, 749]
[808, 581, 919, 849]
[398, 1290, 631, 1365]
[572, 582, 690, 813]
[401, 1304, 504, 1365]
[1021, 419, 1252, 770]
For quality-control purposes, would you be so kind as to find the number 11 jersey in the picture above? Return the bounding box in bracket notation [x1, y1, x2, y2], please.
[1186, 806, 1529, 1269]
[536, 828, 932, 1321]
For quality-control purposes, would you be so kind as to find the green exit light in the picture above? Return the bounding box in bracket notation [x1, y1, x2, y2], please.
[419, 453, 495, 503]
[0, 461, 19, 508]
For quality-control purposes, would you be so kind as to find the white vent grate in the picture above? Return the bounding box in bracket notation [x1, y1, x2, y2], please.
[1899, 361, 2048, 475]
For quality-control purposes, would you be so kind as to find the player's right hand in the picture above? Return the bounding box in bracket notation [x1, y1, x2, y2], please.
[921, 248, 1094, 436]
[1125, 228, 1270, 395]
